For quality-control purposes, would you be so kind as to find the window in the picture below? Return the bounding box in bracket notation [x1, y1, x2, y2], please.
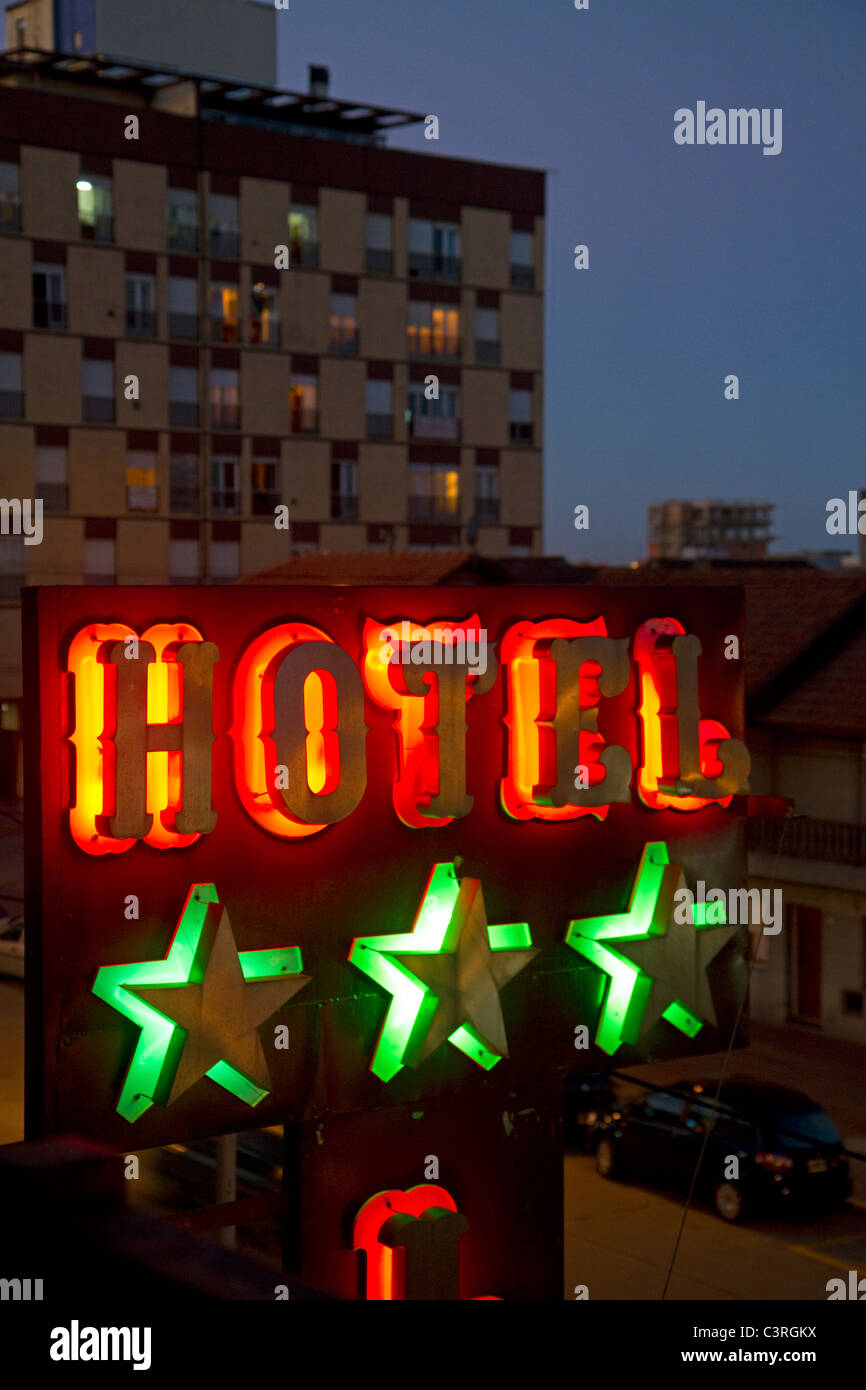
[77, 173, 113, 242]
[408, 219, 461, 279]
[288, 205, 318, 267]
[83, 537, 115, 585]
[407, 302, 460, 358]
[508, 388, 533, 443]
[35, 446, 68, 511]
[252, 460, 279, 514]
[209, 368, 239, 428]
[169, 366, 199, 426]
[0, 351, 23, 418]
[474, 464, 499, 523]
[408, 462, 460, 522]
[167, 187, 198, 252]
[168, 277, 198, 340]
[210, 457, 240, 514]
[510, 230, 535, 288]
[0, 162, 20, 233]
[32, 263, 66, 329]
[0, 533, 25, 600]
[82, 358, 114, 422]
[365, 214, 393, 273]
[289, 376, 317, 434]
[208, 193, 239, 257]
[328, 293, 357, 353]
[330, 460, 358, 519]
[365, 379, 392, 437]
[208, 284, 240, 342]
[125, 274, 156, 336]
[407, 382, 459, 440]
[169, 453, 200, 512]
[169, 537, 199, 584]
[208, 538, 239, 580]
[250, 282, 280, 346]
[475, 307, 500, 364]
[72, 29, 83, 49]
[14, 18, 26, 47]
[125, 451, 158, 511]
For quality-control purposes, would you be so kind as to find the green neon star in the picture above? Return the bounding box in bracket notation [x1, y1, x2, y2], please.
[92, 884, 308, 1123]
[565, 842, 737, 1055]
[349, 863, 537, 1082]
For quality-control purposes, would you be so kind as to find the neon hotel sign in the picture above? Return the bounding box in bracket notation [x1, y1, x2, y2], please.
[64, 610, 750, 855]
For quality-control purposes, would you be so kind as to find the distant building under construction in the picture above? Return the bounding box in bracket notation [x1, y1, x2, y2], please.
[648, 499, 774, 561]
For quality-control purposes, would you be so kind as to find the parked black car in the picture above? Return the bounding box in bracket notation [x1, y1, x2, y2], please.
[564, 1071, 617, 1149]
[592, 1078, 851, 1221]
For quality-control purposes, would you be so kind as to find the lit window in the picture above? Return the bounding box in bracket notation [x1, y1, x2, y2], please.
[407, 302, 460, 357]
[288, 206, 318, 267]
[208, 284, 239, 342]
[329, 293, 357, 353]
[289, 377, 317, 434]
[125, 452, 158, 511]
[77, 173, 113, 241]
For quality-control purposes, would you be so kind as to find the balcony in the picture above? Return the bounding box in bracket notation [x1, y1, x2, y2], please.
[82, 395, 115, 423]
[169, 401, 200, 427]
[33, 300, 67, 330]
[289, 239, 318, 268]
[210, 491, 240, 515]
[474, 495, 500, 523]
[81, 214, 114, 243]
[510, 264, 534, 290]
[167, 222, 199, 253]
[408, 495, 460, 523]
[289, 408, 318, 435]
[210, 402, 240, 429]
[168, 312, 199, 340]
[38, 483, 68, 511]
[208, 315, 240, 344]
[169, 486, 200, 513]
[748, 817, 866, 866]
[509, 421, 533, 445]
[366, 412, 393, 438]
[208, 227, 240, 258]
[331, 494, 359, 520]
[249, 319, 281, 348]
[408, 252, 461, 280]
[365, 247, 393, 274]
[125, 309, 157, 337]
[0, 574, 24, 600]
[475, 338, 500, 365]
[407, 334, 460, 361]
[328, 325, 358, 355]
[0, 198, 21, 233]
[409, 415, 460, 441]
[0, 390, 24, 418]
[252, 490, 280, 515]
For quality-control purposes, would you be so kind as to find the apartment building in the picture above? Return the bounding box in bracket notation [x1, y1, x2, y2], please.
[648, 499, 774, 561]
[0, 47, 546, 777]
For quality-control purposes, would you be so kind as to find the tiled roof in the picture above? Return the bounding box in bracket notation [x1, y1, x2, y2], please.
[237, 551, 482, 586]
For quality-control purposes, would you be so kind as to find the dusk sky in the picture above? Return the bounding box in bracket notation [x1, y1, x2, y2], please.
[270, 0, 865, 563]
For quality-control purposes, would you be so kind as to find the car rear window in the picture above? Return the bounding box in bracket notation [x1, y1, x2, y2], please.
[644, 1093, 686, 1119]
[767, 1109, 842, 1147]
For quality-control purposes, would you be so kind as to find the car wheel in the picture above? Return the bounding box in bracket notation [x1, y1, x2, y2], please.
[596, 1137, 619, 1179]
[714, 1181, 745, 1222]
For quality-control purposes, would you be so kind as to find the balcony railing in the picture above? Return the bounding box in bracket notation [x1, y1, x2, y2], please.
[408, 496, 460, 522]
[81, 213, 114, 243]
[289, 407, 318, 435]
[474, 495, 500, 523]
[210, 491, 240, 515]
[407, 334, 460, 360]
[366, 412, 393, 438]
[365, 247, 393, 274]
[249, 319, 281, 347]
[167, 222, 199, 253]
[252, 491, 280, 515]
[328, 326, 358, 354]
[408, 251, 461, 280]
[168, 312, 199, 340]
[169, 486, 200, 513]
[409, 415, 460, 441]
[475, 338, 500, 365]
[331, 494, 359, 519]
[33, 300, 67, 330]
[0, 575, 24, 600]
[82, 395, 115, 423]
[509, 421, 533, 444]
[510, 264, 534, 289]
[210, 402, 240, 429]
[169, 402, 200, 427]
[0, 390, 24, 418]
[125, 309, 157, 337]
[748, 817, 866, 866]
[0, 198, 21, 233]
[38, 483, 68, 511]
[209, 315, 240, 343]
[208, 227, 240, 257]
[289, 239, 318, 268]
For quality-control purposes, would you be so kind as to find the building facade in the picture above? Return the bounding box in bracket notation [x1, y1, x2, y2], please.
[648, 499, 774, 561]
[0, 48, 546, 781]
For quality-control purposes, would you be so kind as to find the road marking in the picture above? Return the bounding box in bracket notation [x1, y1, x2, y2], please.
[787, 1243, 857, 1272]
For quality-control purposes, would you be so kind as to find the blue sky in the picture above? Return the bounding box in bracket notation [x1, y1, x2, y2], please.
[268, 0, 866, 563]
